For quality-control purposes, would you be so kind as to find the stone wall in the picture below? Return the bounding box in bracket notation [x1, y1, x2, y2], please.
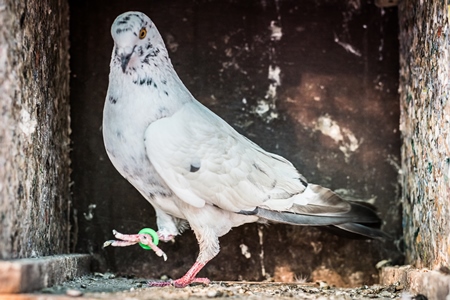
[399, 1, 450, 268]
[0, 0, 71, 259]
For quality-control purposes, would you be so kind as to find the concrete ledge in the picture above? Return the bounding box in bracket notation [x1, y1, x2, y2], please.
[380, 265, 450, 300]
[0, 254, 91, 294]
[1, 295, 96, 300]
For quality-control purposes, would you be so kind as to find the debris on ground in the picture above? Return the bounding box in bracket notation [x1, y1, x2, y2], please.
[36, 273, 426, 299]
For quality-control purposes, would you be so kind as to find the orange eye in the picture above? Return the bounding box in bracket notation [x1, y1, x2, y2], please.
[139, 28, 147, 39]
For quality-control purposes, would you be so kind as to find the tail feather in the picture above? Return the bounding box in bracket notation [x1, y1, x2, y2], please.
[252, 207, 361, 226]
[241, 184, 388, 240]
[332, 223, 390, 239]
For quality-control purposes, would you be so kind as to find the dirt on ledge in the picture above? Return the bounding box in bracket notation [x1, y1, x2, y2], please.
[37, 272, 423, 299]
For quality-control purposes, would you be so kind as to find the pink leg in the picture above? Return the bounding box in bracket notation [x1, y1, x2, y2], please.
[148, 261, 210, 288]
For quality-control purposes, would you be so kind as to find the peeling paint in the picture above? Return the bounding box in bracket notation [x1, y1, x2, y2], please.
[254, 100, 270, 116]
[315, 115, 362, 159]
[252, 13, 283, 124]
[239, 243, 251, 259]
[268, 65, 281, 89]
[269, 21, 282, 41]
[334, 32, 362, 57]
[83, 204, 96, 221]
[254, 65, 281, 122]
[333, 0, 363, 57]
[258, 225, 267, 279]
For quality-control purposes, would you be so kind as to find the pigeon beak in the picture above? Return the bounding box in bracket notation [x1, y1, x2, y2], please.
[120, 52, 132, 73]
[118, 46, 135, 73]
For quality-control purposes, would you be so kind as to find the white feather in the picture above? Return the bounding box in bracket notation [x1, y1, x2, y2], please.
[144, 100, 308, 213]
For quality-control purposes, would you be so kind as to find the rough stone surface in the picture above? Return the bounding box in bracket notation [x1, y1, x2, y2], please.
[381, 265, 450, 300]
[70, 0, 402, 285]
[0, 254, 91, 294]
[38, 274, 408, 299]
[0, 0, 71, 259]
[398, 1, 450, 268]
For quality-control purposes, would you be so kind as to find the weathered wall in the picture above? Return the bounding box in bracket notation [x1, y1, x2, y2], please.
[399, 1, 450, 268]
[0, 0, 71, 258]
[70, 0, 402, 286]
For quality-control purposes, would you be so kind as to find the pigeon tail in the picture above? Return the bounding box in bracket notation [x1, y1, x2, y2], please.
[239, 184, 389, 240]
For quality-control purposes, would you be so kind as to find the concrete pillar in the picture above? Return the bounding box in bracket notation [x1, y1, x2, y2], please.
[399, 0, 450, 268]
[0, 0, 71, 259]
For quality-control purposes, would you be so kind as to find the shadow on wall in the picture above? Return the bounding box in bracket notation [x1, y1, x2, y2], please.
[69, 0, 402, 286]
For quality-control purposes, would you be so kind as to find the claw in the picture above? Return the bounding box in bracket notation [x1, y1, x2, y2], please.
[103, 240, 113, 248]
[155, 250, 168, 261]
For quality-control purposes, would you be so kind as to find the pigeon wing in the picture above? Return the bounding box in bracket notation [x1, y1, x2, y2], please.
[144, 101, 307, 212]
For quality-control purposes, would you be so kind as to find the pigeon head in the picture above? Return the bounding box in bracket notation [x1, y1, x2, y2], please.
[111, 12, 165, 74]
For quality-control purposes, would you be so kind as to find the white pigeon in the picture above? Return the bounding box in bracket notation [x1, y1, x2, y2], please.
[102, 11, 387, 288]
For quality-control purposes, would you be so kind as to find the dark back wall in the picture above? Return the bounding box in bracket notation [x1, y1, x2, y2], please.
[70, 0, 402, 286]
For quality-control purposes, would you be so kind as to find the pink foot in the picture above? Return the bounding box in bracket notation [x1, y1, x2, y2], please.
[148, 261, 210, 288]
[148, 277, 210, 288]
[173, 276, 210, 288]
[103, 229, 167, 260]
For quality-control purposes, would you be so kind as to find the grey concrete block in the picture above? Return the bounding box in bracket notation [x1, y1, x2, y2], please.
[0, 254, 91, 294]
